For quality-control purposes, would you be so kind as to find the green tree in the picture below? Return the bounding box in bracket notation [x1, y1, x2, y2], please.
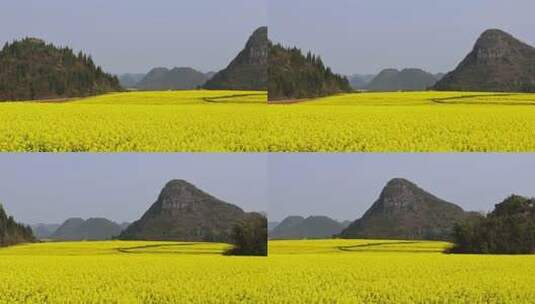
[226, 213, 267, 256]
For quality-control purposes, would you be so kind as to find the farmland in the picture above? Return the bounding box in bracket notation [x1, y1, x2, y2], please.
[0, 90, 268, 152]
[266, 91, 535, 152]
[2, 91, 535, 151]
[3, 239, 535, 303]
[0, 241, 267, 303]
[267, 239, 535, 303]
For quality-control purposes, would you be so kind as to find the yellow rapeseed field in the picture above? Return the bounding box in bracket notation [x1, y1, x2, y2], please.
[3, 239, 535, 303]
[267, 239, 535, 303]
[266, 91, 535, 152]
[0, 241, 268, 304]
[0, 90, 268, 152]
[2, 90, 535, 151]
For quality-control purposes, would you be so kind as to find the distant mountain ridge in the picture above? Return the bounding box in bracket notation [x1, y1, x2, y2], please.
[204, 26, 268, 90]
[31, 223, 61, 239]
[136, 67, 212, 90]
[341, 178, 470, 240]
[366, 68, 438, 91]
[434, 29, 535, 92]
[349, 74, 375, 90]
[119, 180, 251, 243]
[268, 221, 280, 232]
[118, 73, 146, 88]
[0, 204, 34, 246]
[0, 37, 121, 101]
[51, 217, 123, 241]
[270, 215, 349, 239]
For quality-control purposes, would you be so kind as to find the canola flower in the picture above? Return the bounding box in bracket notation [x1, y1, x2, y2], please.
[267, 239, 535, 304]
[2, 240, 535, 303]
[265, 91, 535, 152]
[2, 90, 535, 151]
[0, 241, 268, 304]
[0, 90, 269, 152]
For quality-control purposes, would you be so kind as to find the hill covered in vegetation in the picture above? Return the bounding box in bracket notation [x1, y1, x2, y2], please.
[268, 44, 351, 101]
[0, 37, 121, 101]
[0, 204, 34, 247]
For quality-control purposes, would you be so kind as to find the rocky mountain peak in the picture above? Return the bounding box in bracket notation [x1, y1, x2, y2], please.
[341, 178, 468, 240]
[373, 178, 430, 211]
[119, 180, 247, 242]
[472, 29, 530, 62]
[203, 26, 268, 90]
[157, 179, 208, 211]
[434, 28, 535, 92]
[244, 26, 268, 66]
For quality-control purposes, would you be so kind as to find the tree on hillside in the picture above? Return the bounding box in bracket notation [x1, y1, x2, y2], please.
[0, 37, 122, 101]
[450, 195, 535, 254]
[0, 203, 35, 247]
[268, 43, 351, 101]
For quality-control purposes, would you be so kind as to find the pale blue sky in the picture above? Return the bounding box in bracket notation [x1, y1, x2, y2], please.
[2, 154, 535, 224]
[0, 0, 266, 74]
[269, 0, 535, 75]
[268, 154, 535, 222]
[0, 154, 267, 224]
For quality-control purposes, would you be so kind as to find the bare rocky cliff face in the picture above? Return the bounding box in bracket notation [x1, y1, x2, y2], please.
[434, 29, 535, 92]
[119, 180, 248, 242]
[204, 26, 268, 90]
[341, 178, 468, 240]
[242, 27, 269, 66]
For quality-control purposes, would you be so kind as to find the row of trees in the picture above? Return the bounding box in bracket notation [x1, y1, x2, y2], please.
[450, 195, 535, 254]
[0, 37, 122, 101]
[269, 43, 352, 101]
[0, 204, 35, 247]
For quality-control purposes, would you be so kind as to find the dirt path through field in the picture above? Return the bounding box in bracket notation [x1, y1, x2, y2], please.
[268, 98, 311, 104]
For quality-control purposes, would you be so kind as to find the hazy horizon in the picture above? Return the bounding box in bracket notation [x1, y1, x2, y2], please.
[268, 154, 535, 222]
[269, 0, 535, 75]
[0, 0, 266, 75]
[0, 154, 267, 225]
